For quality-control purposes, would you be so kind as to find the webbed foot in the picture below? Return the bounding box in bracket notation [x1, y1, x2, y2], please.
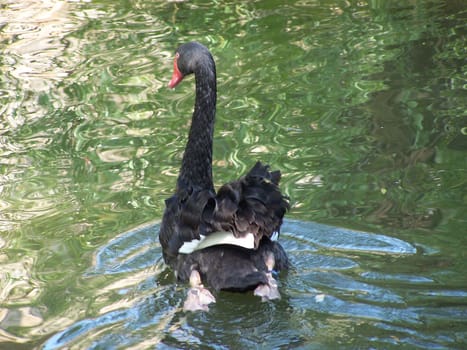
[254, 253, 281, 301]
[183, 270, 216, 312]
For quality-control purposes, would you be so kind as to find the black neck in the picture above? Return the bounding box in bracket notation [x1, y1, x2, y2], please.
[177, 62, 216, 192]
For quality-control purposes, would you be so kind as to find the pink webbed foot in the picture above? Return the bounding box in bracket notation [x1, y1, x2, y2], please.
[254, 253, 281, 302]
[183, 270, 216, 312]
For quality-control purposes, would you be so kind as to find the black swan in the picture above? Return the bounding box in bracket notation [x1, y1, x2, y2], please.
[159, 42, 289, 311]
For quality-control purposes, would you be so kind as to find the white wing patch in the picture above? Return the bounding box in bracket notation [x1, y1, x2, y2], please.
[271, 231, 279, 241]
[178, 231, 255, 254]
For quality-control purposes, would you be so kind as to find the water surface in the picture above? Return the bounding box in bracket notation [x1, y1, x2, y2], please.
[0, 0, 466, 349]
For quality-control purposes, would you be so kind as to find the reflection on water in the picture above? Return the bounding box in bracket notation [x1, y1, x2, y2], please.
[0, 0, 466, 349]
[37, 220, 466, 349]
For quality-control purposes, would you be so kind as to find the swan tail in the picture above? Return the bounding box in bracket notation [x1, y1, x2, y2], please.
[208, 271, 269, 292]
[173, 237, 289, 292]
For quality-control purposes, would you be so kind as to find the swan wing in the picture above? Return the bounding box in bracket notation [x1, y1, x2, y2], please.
[178, 231, 255, 254]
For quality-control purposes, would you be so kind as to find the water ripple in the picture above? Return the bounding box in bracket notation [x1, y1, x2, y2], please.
[35, 218, 467, 349]
[283, 219, 417, 254]
[87, 221, 161, 276]
[292, 293, 422, 325]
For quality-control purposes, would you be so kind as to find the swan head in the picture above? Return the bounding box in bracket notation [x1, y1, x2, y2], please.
[168, 42, 214, 88]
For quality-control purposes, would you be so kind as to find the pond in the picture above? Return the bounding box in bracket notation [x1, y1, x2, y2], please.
[1, 0, 466, 349]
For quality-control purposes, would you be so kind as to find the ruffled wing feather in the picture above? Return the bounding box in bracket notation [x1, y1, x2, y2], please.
[159, 161, 289, 264]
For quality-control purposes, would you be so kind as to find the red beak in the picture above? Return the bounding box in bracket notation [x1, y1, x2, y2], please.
[168, 55, 184, 88]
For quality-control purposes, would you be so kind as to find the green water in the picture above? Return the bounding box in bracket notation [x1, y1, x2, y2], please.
[1, 0, 466, 348]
